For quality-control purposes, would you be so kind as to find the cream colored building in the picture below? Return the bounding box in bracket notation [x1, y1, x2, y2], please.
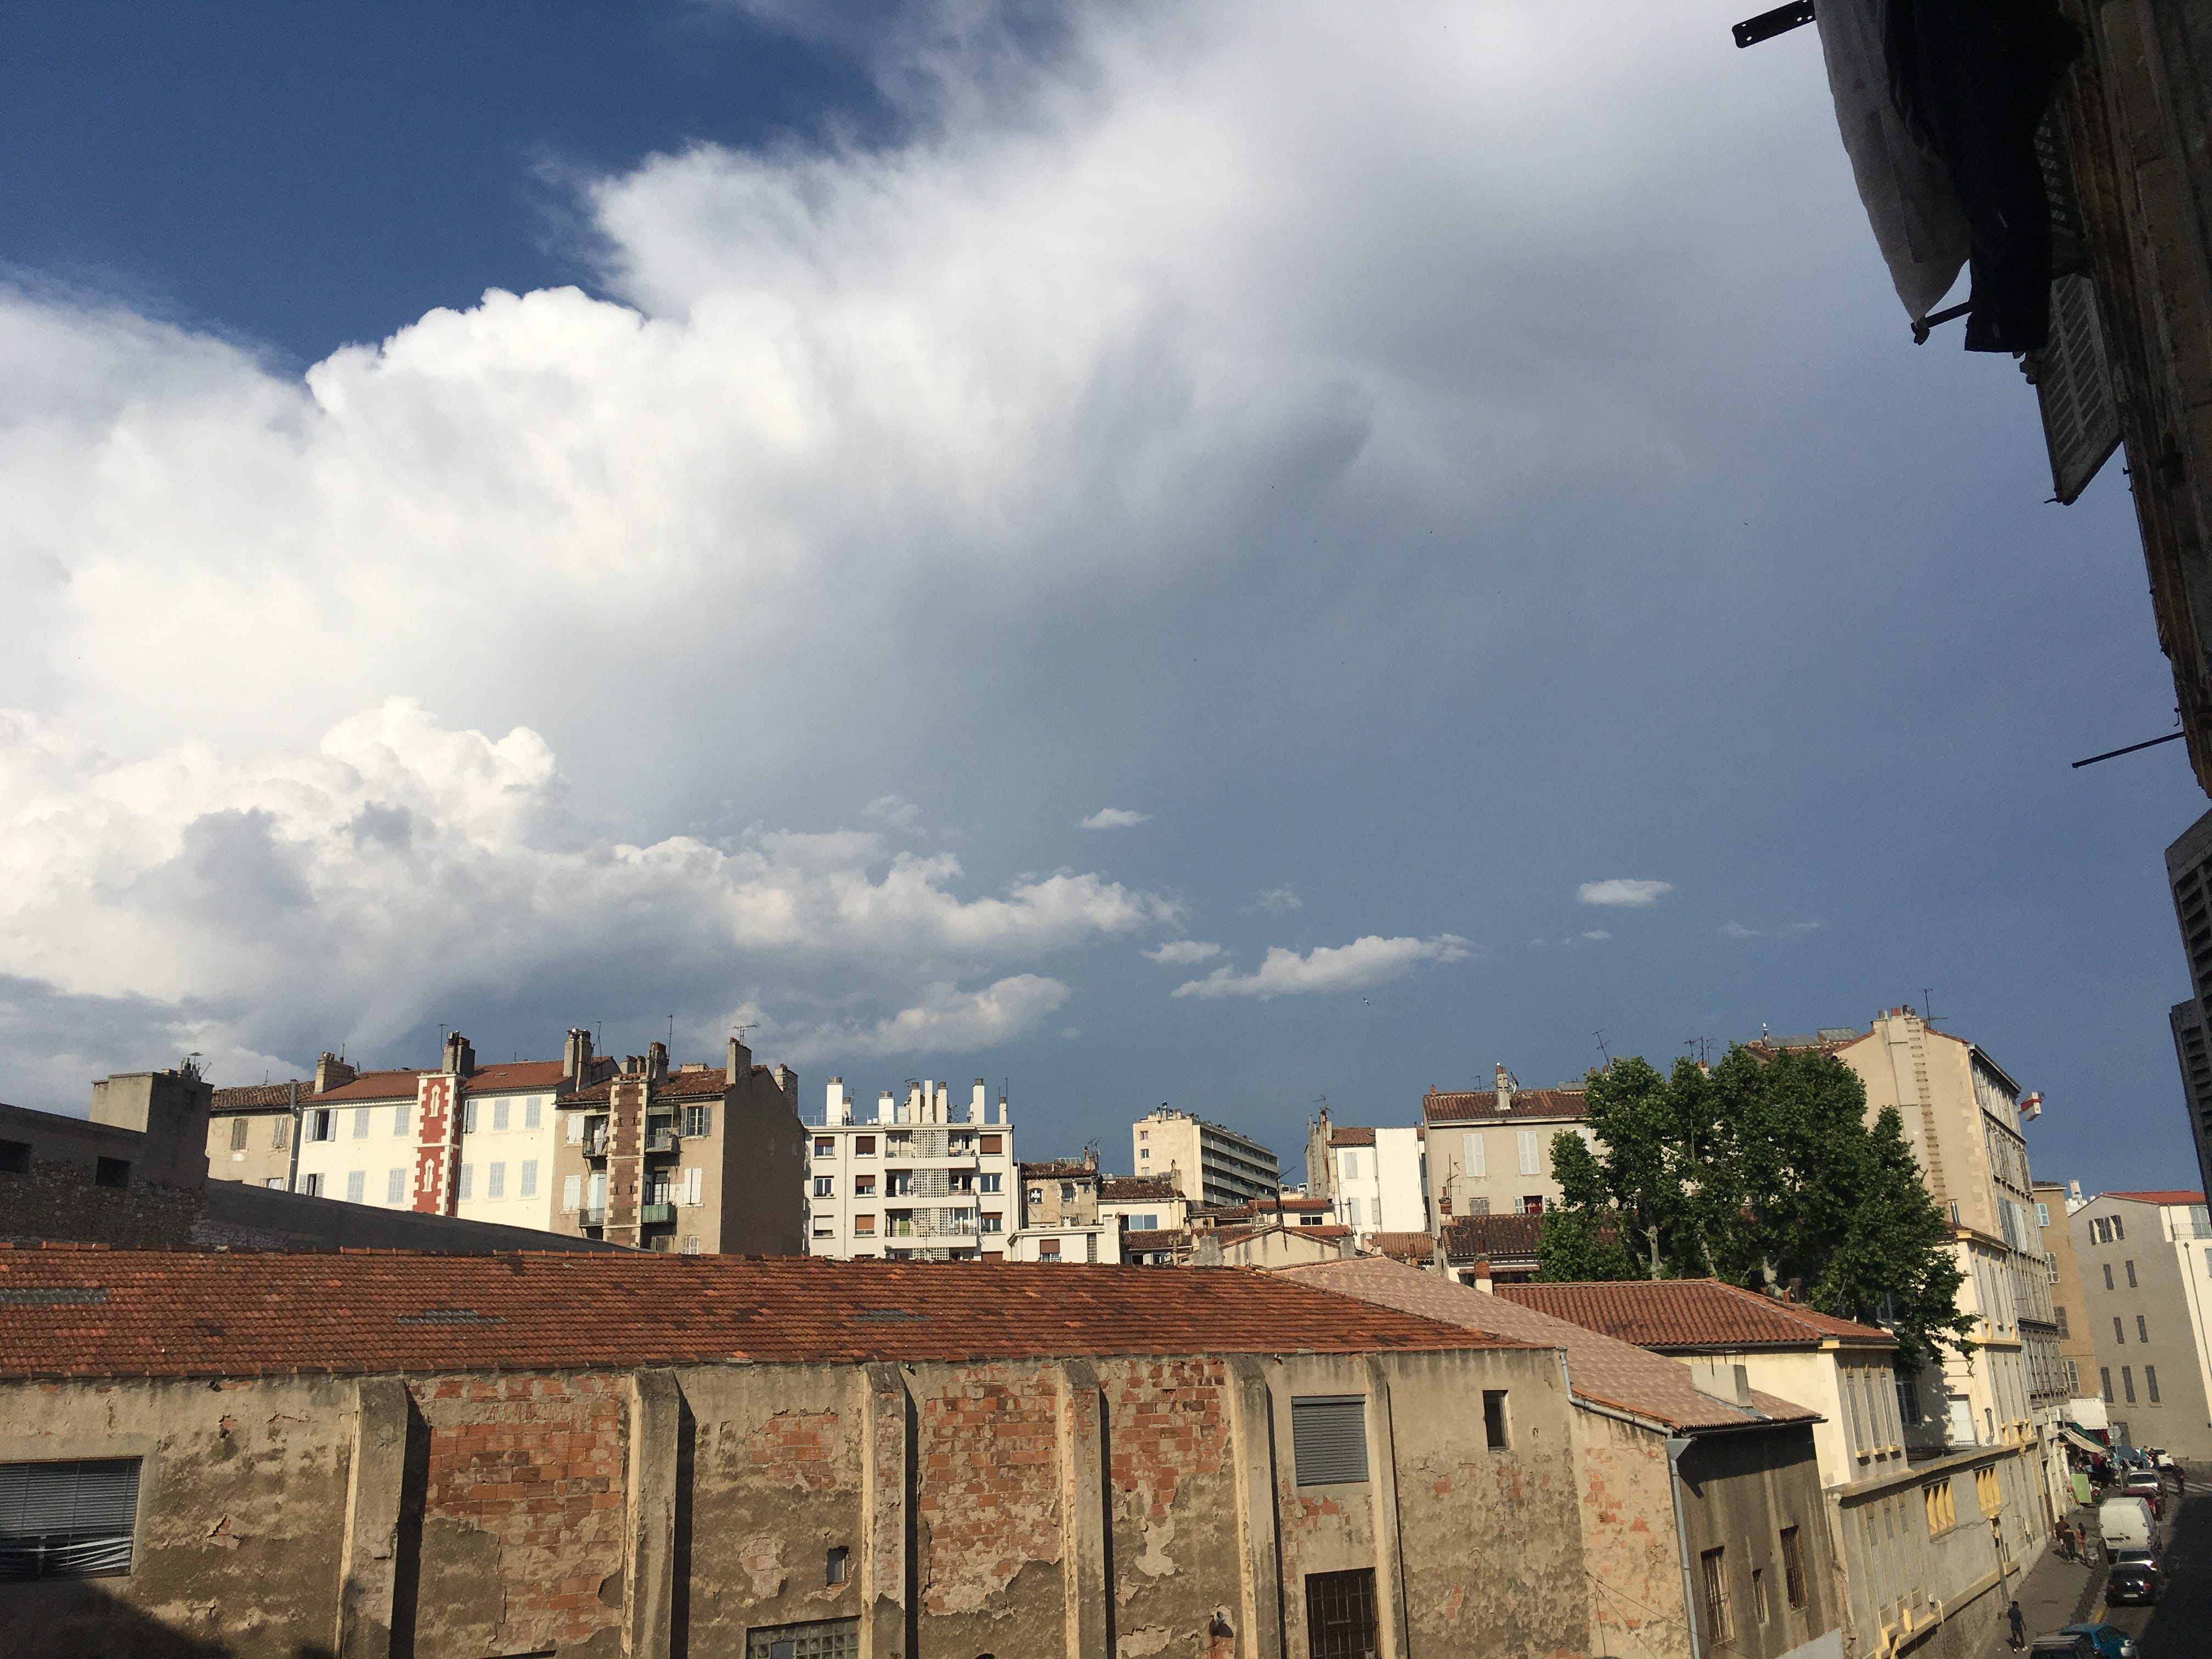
[2071, 1188, 2212, 1460]
[1130, 1105, 1278, 1205]
[1421, 1066, 1594, 1222]
[802, 1078, 1017, 1260]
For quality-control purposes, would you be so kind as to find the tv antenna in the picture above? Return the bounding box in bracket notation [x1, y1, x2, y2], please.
[1593, 1030, 1611, 1066]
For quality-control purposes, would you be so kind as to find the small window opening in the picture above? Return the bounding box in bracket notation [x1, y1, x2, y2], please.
[94, 1158, 129, 1188]
[0, 1141, 29, 1175]
[826, 1545, 849, 1585]
[1482, 1390, 1510, 1450]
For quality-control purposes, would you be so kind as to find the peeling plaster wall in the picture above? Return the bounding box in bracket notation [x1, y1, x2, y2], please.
[1675, 1425, 1841, 1659]
[1570, 1408, 1694, 1659]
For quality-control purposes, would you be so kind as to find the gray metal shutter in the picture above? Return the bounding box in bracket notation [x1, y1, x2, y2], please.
[0, 1458, 140, 1578]
[1291, 1396, 1369, 1486]
[2034, 274, 2122, 505]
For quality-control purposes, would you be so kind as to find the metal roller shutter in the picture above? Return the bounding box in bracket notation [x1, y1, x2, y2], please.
[1291, 1396, 1369, 1486]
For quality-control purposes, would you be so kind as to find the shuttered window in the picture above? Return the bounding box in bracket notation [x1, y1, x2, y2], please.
[1291, 1396, 1368, 1486]
[744, 1618, 859, 1658]
[0, 1459, 140, 1579]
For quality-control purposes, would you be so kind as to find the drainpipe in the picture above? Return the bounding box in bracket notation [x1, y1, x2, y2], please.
[1667, 1435, 1704, 1659]
[284, 1079, 302, 1193]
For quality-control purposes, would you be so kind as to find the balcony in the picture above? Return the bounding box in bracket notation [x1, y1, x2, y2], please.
[641, 1203, 675, 1225]
[646, 1128, 678, 1153]
[577, 1206, 607, 1226]
[585, 1131, 610, 1158]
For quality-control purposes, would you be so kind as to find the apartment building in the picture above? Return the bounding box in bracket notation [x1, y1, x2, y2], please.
[1130, 1105, 1277, 1205]
[0, 1248, 1600, 1659]
[1097, 1174, 1186, 1232]
[2071, 1188, 2212, 1459]
[802, 1077, 1015, 1261]
[1302, 1107, 1428, 1241]
[2165, 809, 2212, 1195]
[1420, 1067, 1594, 1222]
[2037, 1179, 2100, 1406]
[551, 1037, 806, 1255]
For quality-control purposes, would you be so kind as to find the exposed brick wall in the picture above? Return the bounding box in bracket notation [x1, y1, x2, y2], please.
[916, 1364, 1064, 1617]
[748, 1408, 843, 1492]
[1107, 1358, 1238, 1655]
[415, 1373, 629, 1656]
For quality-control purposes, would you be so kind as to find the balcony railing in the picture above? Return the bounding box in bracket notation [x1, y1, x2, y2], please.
[577, 1206, 607, 1226]
[585, 1131, 610, 1158]
[646, 1129, 678, 1153]
[641, 1202, 674, 1224]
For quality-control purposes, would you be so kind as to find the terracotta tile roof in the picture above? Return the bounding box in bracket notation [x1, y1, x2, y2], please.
[1020, 1160, 1098, 1181]
[1099, 1176, 1180, 1202]
[1327, 1126, 1378, 1147]
[0, 1246, 1527, 1379]
[1276, 1258, 1821, 1434]
[1496, 1279, 1897, 1351]
[1368, 1232, 1435, 1263]
[1220, 1196, 1331, 1217]
[2105, 1190, 2207, 1206]
[1122, 1229, 1187, 1253]
[462, 1060, 567, 1093]
[564, 1066, 760, 1105]
[209, 1083, 303, 1113]
[311, 1069, 427, 1103]
[1421, 1087, 1587, 1125]
[1441, 1213, 1546, 1260]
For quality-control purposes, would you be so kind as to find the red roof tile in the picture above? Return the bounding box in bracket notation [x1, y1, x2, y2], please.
[462, 1060, 567, 1092]
[1327, 1126, 1378, 1147]
[1421, 1088, 1588, 1125]
[1495, 1279, 1896, 1351]
[1099, 1177, 1180, 1202]
[210, 1083, 303, 1113]
[1122, 1229, 1187, 1252]
[1441, 1214, 1546, 1260]
[311, 1069, 427, 1103]
[0, 1248, 1525, 1379]
[1368, 1232, 1435, 1263]
[1276, 1258, 1820, 1434]
[1020, 1159, 1099, 1181]
[2104, 1190, 2206, 1206]
[564, 1066, 760, 1104]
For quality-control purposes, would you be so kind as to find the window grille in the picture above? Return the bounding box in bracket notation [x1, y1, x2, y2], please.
[1291, 1396, 1368, 1486]
[1302, 1568, 1379, 1659]
[1779, 1526, 1805, 1609]
[0, 1459, 140, 1579]
[1699, 1547, 1731, 1644]
[744, 1617, 859, 1658]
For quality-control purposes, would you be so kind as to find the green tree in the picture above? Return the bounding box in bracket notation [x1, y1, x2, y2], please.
[1534, 1045, 1975, 1365]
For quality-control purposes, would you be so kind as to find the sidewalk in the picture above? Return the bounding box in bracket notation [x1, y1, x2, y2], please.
[1974, 1506, 2104, 1658]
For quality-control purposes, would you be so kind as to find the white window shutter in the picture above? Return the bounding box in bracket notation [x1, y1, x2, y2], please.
[566, 1113, 584, 1144]
[686, 1167, 703, 1206]
[1463, 1132, 1485, 1178]
[563, 1174, 582, 1212]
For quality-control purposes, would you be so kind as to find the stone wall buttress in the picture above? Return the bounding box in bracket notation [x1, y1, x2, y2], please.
[1057, 1360, 1110, 1658]
[860, 1363, 913, 1658]
[1226, 1356, 1285, 1657]
[337, 1377, 411, 1658]
[627, 1369, 681, 1659]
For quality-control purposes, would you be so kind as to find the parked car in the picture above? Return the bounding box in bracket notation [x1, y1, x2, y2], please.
[2028, 1634, 2091, 1659]
[2119, 1472, 2164, 1518]
[2106, 1554, 2162, 1605]
[2062, 1624, 2141, 1659]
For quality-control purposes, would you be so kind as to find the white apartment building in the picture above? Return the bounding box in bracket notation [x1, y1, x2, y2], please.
[804, 1077, 1015, 1261]
[1131, 1106, 1278, 1206]
[1302, 1110, 1428, 1242]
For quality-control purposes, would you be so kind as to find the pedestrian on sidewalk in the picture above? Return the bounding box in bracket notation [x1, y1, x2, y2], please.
[2006, 1600, 2024, 1652]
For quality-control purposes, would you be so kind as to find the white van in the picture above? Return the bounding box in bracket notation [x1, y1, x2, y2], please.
[2098, 1496, 2154, 1555]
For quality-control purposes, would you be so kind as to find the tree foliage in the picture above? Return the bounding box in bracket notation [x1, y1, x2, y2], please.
[1535, 1046, 1976, 1365]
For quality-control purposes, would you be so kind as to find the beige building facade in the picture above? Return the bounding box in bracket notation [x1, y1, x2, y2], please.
[1131, 1105, 1278, 1206]
[2036, 1178, 2100, 1406]
[803, 1078, 1017, 1260]
[1420, 1067, 1594, 1222]
[2070, 1188, 2212, 1459]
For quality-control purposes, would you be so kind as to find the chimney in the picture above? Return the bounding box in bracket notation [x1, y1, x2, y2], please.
[646, 1041, 669, 1082]
[1470, 1256, 1493, 1294]
[827, 1078, 850, 1124]
[878, 1090, 896, 1125]
[562, 1028, 594, 1083]
[314, 1052, 356, 1094]
[773, 1065, 797, 1109]
[1690, 1361, 1753, 1408]
[727, 1034, 752, 1084]
[997, 1090, 1008, 1125]
[972, 1079, 988, 1123]
[1494, 1064, 1515, 1114]
[443, 1031, 475, 1076]
[1083, 1146, 1098, 1171]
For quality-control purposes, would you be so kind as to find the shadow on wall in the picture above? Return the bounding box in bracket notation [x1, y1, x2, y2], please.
[2, 1577, 336, 1659]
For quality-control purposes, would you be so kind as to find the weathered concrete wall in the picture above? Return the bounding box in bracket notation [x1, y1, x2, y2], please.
[1572, 1407, 1692, 1659]
[0, 1345, 1596, 1659]
[1677, 1425, 1841, 1659]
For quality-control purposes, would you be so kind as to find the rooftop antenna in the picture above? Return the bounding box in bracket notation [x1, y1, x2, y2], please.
[1921, 989, 1937, 1025]
[667, 1014, 675, 1048]
[1594, 1030, 1611, 1066]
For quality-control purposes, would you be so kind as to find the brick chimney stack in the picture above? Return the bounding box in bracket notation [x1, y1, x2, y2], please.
[443, 1031, 475, 1076]
[646, 1041, 669, 1082]
[727, 1034, 752, 1085]
[314, 1052, 356, 1094]
[562, 1028, 594, 1083]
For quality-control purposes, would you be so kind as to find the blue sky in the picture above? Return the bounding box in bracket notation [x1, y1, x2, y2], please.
[0, 1, 2200, 1197]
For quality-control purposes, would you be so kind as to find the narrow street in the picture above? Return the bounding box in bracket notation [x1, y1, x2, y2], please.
[1988, 1487, 2208, 1657]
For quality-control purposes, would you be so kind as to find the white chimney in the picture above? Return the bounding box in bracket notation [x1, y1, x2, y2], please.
[935, 1083, 950, 1123]
[1495, 1064, 1515, 1114]
[827, 1079, 849, 1125]
[971, 1079, 988, 1122]
[997, 1091, 1009, 1125]
[878, 1090, 896, 1125]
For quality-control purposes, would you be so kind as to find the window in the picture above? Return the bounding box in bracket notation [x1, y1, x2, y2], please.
[2055, 1305, 2069, 1337]
[2126, 1260, 2138, 1288]
[1060, 1182, 1076, 1203]
[2137, 1314, 2149, 1342]
[94, 1158, 128, 1189]
[684, 1168, 702, 1206]
[272, 1116, 290, 1150]
[563, 1174, 583, 1212]
[854, 1176, 876, 1197]
[981, 1213, 1002, 1234]
[743, 1617, 859, 1658]
[308, 1109, 334, 1142]
[1923, 1480, 1956, 1533]
[815, 1137, 836, 1158]
[2103, 1263, 2114, 1290]
[889, 1172, 915, 1197]
[1304, 1568, 1379, 1659]
[2115, 1316, 2126, 1344]
[489, 1099, 508, 1132]
[1341, 1150, 1359, 1180]
[1846, 1369, 1866, 1452]
[980, 1134, 1001, 1154]
[2067, 1359, 2080, 1393]
[1516, 1129, 1541, 1175]
[346, 1170, 366, 1204]
[853, 1215, 876, 1235]
[525, 1098, 542, 1130]
[1037, 1240, 1061, 1260]
[1975, 1466, 2000, 1517]
[2101, 1367, 2113, 1402]
[565, 1112, 584, 1145]
[1780, 1526, 1805, 1609]
[301, 1172, 323, 1198]
[352, 1108, 370, 1139]
[2147, 1364, 2161, 1403]
[826, 1546, 850, 1585]
[0, 1458, 141, 1579]
[2122, 1367, 2137, 1403]
[682, 1235, 701, 1255]
[1482, 1390, 1510, 1450]
[1345, 1198, 1363, 1226]
[1139, 1129, 1149, 1141]
[1699, 1547, 1731, 1644]
[520, 1160, 538, 1198]
[1462, 1131, 1486, 1178]
[387, 1169, 405, 1204]
[392, 1102, 409, 1136]
[815, 1177, 834, 1198]
[265, 1177, 286, 1190]
[854, 1135, 876, 1156]
[230, 1117, 249, 1151]
[1752, 1566, 1769, 1624]
[2036, 1201, 2050, 1227]
[682, 1105, 713, 1138]
[458, 1163, 473, 1201]
[1894, 1371, 1920, 1427]
[980, 1172, 1001, 1193]
[487, 1163, 506, 1199]
[1291, 1396, 1368, 1486]
[461, 1099, 478, 1134]
[2112, 1215, 2125, 1240]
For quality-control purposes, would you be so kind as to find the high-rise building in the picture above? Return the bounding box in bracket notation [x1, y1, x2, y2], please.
[803, 1077, 1016, 1260]
[1130, 1106, 1277, 1206]
[2164, 808, 2212, 1196]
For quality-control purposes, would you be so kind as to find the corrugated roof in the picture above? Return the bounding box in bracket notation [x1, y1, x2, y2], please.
[0, 1246, 1525, 1379]
[1276, 1258, 1821, 1434]
[1421, 1088, 1588, 1125]
[1496, 1279, 1896, 1351]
